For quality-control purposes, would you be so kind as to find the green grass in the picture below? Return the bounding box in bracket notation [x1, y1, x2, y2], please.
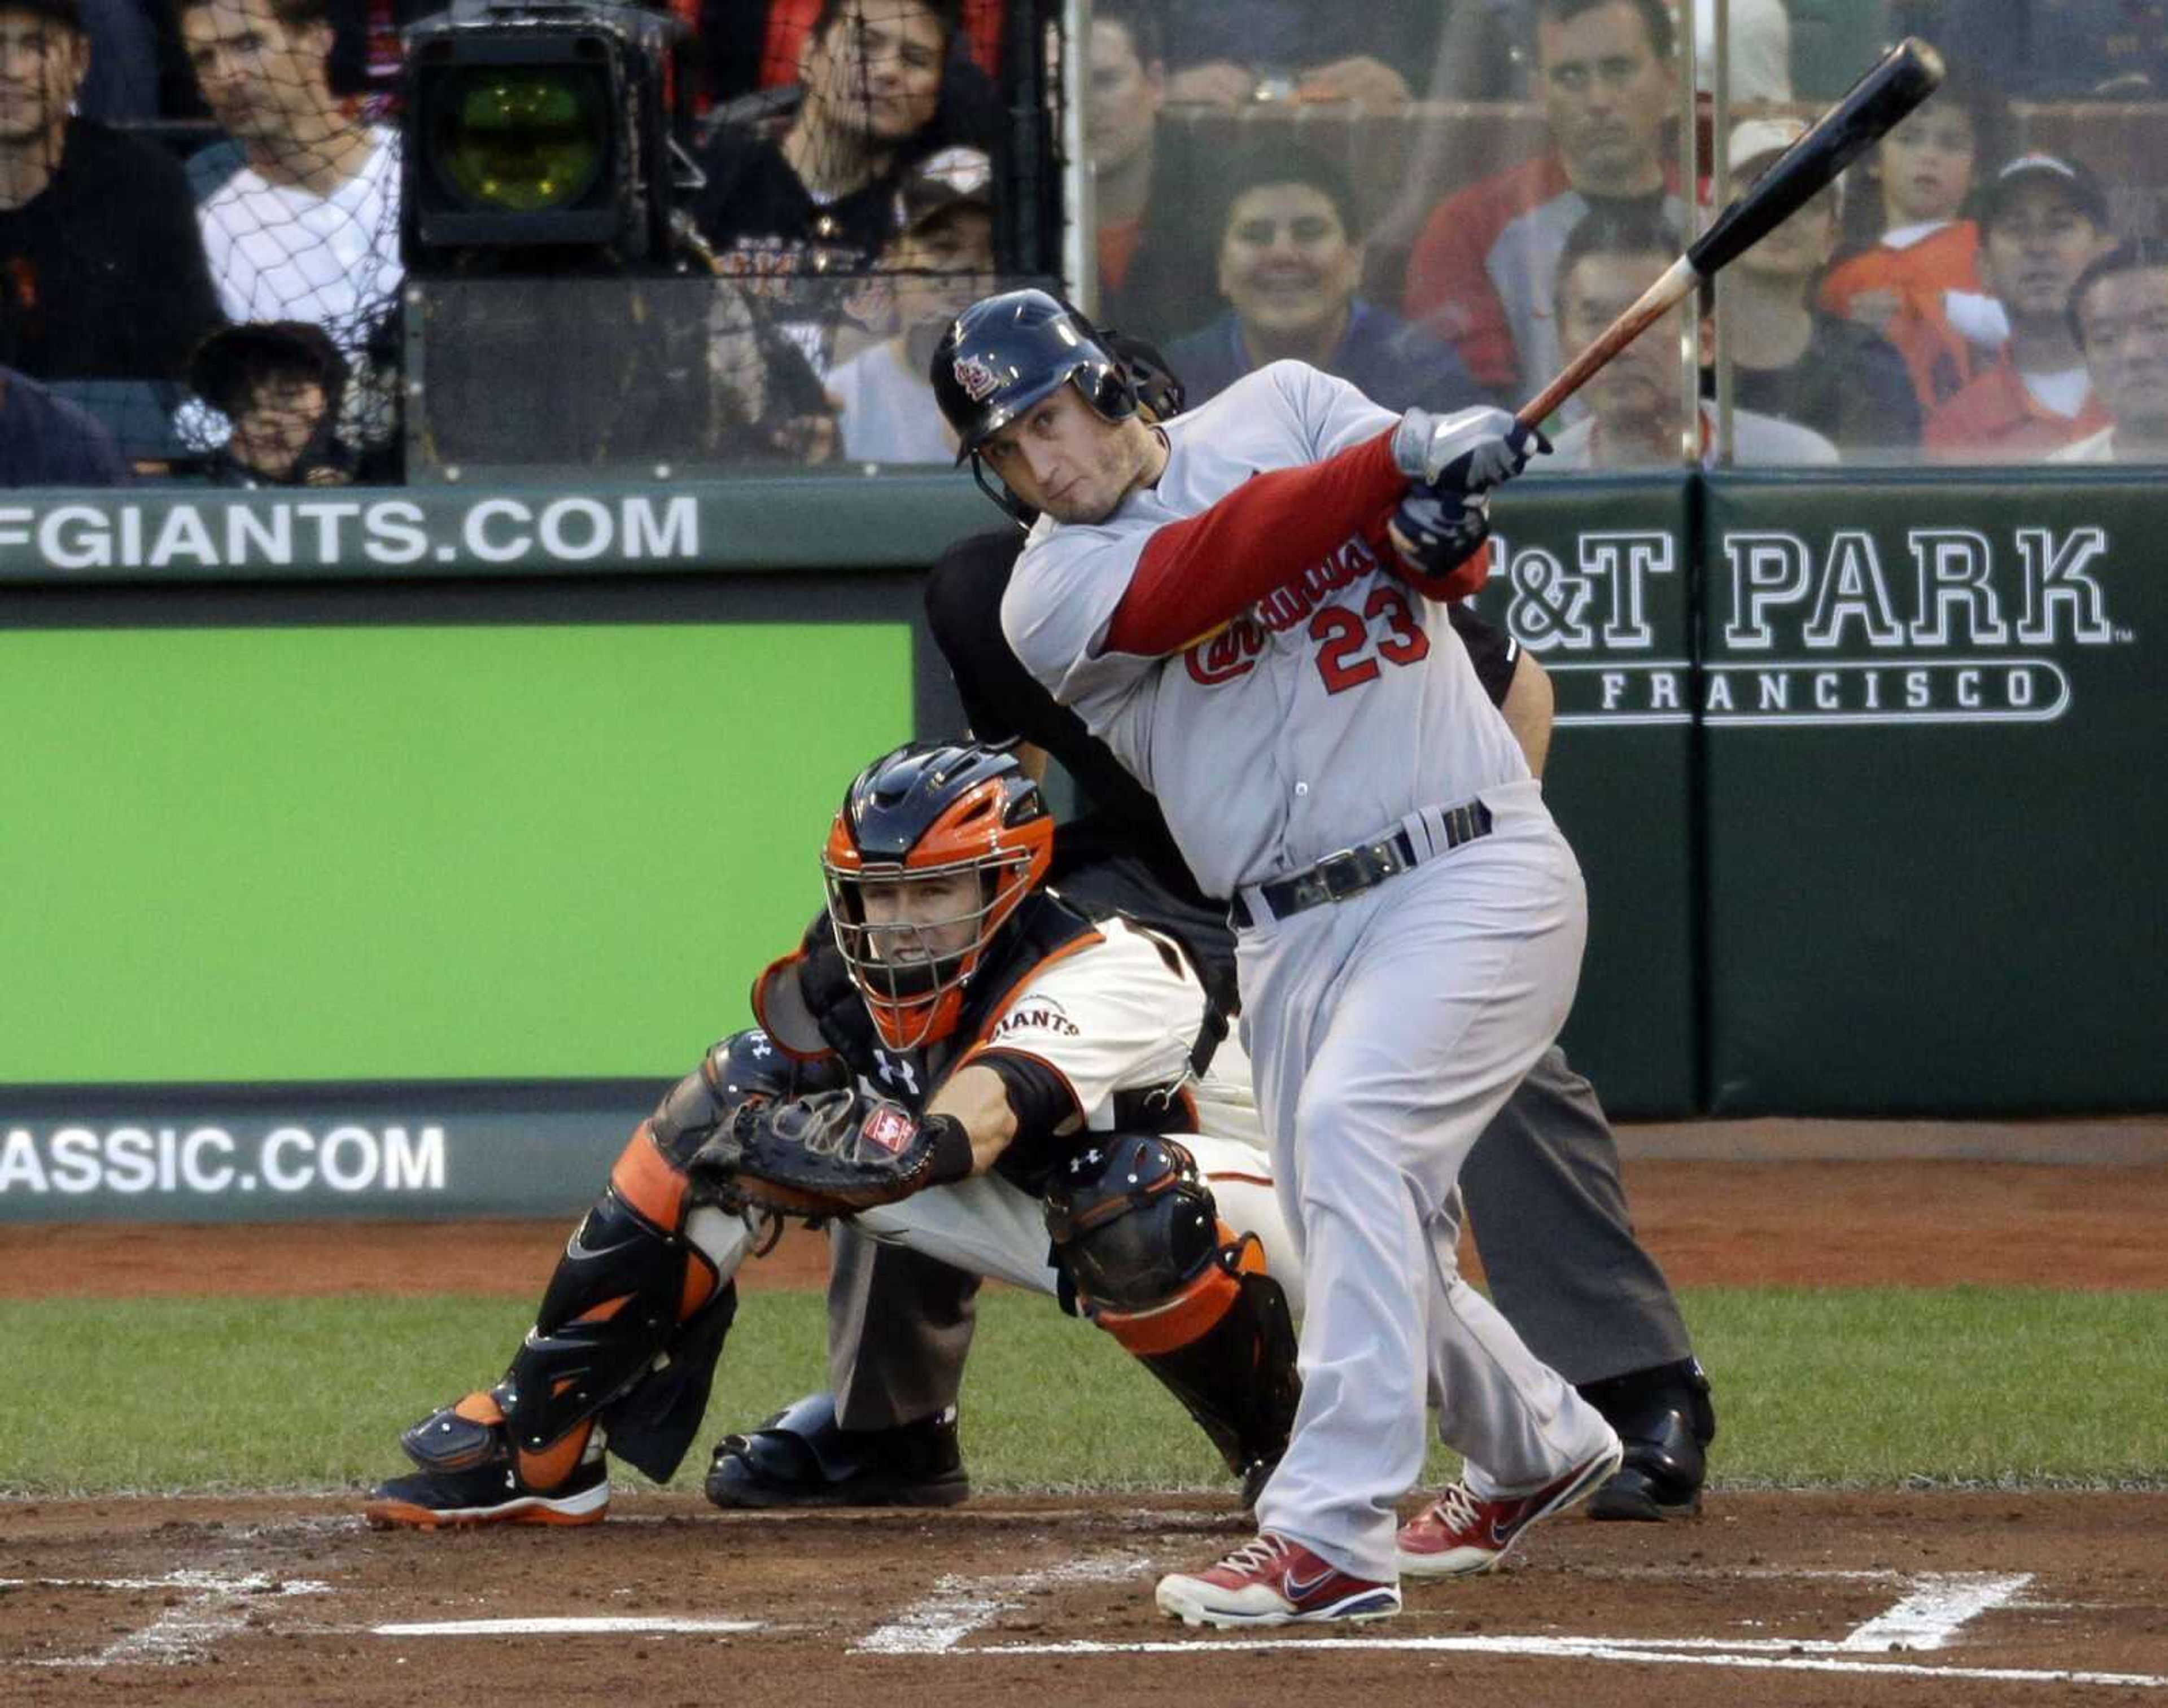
[4, 1286, 2165, 1497]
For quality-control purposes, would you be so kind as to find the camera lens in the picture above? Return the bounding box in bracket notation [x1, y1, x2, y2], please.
[433, 67, 607, 213]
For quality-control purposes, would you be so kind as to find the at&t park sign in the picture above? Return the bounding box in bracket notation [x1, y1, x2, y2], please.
[1487, 522, 2131, 728]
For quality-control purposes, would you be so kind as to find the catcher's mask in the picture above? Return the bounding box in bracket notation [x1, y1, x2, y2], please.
[822, 742, 1054, 1050]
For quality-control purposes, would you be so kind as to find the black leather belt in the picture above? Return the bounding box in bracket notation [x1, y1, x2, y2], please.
[1229, 802, 1494, 929]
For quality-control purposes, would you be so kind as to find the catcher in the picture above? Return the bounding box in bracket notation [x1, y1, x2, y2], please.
[365, 740, 1302, 1528]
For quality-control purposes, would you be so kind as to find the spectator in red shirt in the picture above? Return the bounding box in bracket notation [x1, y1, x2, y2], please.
[1402, 0, 1684, 409]
[1925, 153, 2115, 461]
[2052, 240, 2168, 462]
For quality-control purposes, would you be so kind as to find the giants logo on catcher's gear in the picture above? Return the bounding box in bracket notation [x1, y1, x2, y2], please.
[860, 1104, 919, 1156]
[987, 997, 1081, 1041]
[953, 355, 1002, 404]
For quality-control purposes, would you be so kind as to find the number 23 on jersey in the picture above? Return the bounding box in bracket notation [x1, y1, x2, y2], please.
[1309, 583, 1431, 695]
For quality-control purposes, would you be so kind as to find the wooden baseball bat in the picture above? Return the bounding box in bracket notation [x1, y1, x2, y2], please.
[1516, 37, 1947, 430]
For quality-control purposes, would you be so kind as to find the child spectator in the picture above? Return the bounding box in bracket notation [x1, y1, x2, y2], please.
[1925, 153, 2115, 461]
[1817, 82, 2005, 413]
[187, 318, 352, 485]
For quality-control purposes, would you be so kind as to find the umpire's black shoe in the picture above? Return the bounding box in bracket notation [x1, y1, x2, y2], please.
[1576, 1357, 1715, 1521]
[705, 1391, 969, 1510]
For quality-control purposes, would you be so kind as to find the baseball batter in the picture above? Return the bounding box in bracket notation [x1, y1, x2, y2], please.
[936, 289, 1622, 1626]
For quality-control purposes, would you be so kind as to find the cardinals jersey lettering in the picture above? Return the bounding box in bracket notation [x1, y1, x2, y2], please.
[1000, 361, 1529, 898]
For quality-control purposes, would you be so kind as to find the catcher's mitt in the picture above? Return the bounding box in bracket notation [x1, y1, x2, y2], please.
[687, 1088, 972, 1218]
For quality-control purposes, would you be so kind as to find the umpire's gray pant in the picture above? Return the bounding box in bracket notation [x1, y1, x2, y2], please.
[827, 1043, 1691, 1429]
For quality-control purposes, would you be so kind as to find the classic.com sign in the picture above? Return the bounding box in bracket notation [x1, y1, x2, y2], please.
[0, 1124, 446, 1199]
[0, 493, 699, 572]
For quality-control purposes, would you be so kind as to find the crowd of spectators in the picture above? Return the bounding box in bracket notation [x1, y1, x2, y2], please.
[1081, 0, 2168, 467]
[6, 0, 2168, 487]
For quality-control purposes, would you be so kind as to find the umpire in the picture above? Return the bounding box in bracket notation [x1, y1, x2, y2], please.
[708, 343, 1715, 1522]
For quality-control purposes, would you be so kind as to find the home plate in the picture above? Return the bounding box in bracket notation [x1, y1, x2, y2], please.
[374, 1617, 763, 1638]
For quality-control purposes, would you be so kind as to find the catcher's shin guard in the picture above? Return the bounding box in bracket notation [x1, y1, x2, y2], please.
[371, 1038, 792, 1528]
[1044, 1135, 1301, 1503]
[401, 1101, 748, 1490]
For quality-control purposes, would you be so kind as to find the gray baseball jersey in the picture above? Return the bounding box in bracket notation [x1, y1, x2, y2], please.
[1002, 361, 1530, 899]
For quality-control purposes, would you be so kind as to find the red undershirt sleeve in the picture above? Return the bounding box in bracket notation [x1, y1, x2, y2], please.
[1103, 427, 1413, 656]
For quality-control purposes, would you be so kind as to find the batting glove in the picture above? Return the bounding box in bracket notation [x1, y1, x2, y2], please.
[1388, 487, 1492, 601]
[1393, 406, 1551, 494]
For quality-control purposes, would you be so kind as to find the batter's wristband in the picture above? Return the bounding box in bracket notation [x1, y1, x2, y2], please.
[923, 1114, 976, 1186]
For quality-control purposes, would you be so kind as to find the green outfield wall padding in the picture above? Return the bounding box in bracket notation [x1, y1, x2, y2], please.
[7, 465, 2165, 1228]
[1700, 472, 2166, 1115]
[0, 623, 911, 1084]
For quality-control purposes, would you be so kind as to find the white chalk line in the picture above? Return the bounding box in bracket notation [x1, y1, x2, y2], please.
[374, 1617, 761, 1638]
[854, 1549, 1148, 1654]
[965, 1633, 2168, 1688]
[876, 1567, 2164, 1689]
[1840, 1571, 2033, 1651]
[10, 1569, 331, 1670]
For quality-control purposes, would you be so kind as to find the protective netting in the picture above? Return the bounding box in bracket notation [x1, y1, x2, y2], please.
[10, 0, 2168, 484]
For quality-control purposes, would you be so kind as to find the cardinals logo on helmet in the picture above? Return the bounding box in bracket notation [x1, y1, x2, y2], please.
[953, 354, 1002, 402]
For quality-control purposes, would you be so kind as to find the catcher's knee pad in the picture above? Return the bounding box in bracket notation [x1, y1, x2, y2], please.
[647, 1029, 802, 1170]
[1044, 1134, 1301, 1491]
[1043, 1133, 1223, 1323]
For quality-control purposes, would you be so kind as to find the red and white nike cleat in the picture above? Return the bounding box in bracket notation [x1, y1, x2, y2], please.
[1156, 1531, 1401, 1628]
[1396, 1437, 1624, 1578]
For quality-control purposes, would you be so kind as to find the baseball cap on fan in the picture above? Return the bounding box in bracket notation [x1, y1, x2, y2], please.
[898, 146, 995, 234]
[1726, 114, 1843, 211]
[1728, 116, 1805, 174]
[1979, 152, 2110, 229]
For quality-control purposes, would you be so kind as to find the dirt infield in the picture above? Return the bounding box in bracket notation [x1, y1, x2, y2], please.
[11, 1157, 2168, 1298]
[7, 1491, 2167, 1705]
[7, 1151, 2168, 1703]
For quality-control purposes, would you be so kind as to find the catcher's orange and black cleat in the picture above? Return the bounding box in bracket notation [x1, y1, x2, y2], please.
[364, 1457, 610, 1530]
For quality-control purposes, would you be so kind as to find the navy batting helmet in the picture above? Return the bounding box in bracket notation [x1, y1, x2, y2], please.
[930, 288, 1137, 467]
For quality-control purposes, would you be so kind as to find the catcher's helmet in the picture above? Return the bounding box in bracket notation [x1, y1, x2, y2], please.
[931, 288, 1138, 469]
[821, 742, 1055, 1050]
